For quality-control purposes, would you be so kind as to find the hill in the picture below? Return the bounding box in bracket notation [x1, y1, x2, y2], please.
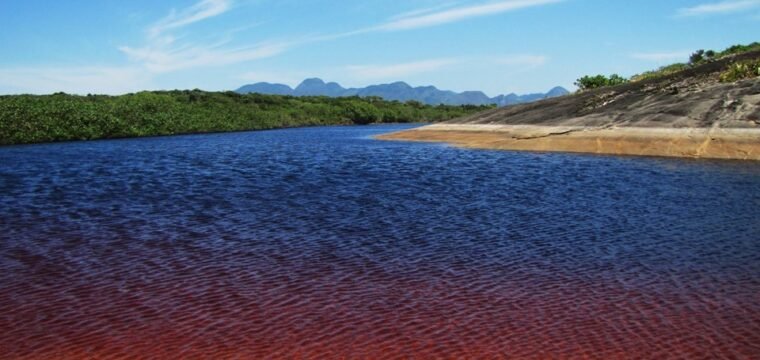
[236, 79, 569, 106]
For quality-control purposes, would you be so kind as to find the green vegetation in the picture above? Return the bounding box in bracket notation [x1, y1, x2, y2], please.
[719, 59, 760, 83]
[629, 63, 690, 82]
[578, 42, 760, 90]
[0, 91, 493, 145]
[716, 42, 760, 58]
[574, 74, 629, 91]
[689, 49, 713, 64]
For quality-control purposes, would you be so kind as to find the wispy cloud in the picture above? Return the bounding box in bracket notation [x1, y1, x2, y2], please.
[123, 0, 562, 74]
[309, 0, 564, 43]
[388, 2, 462, 21]
[676, 0, 760, 17]
[346, 58, 461, 80]
[631, 51, 690, 62]
[149, 0, 232, 37]
[121, 0, 293, 73]
[0, 66, 151, 95]
[376, 0, 564, 31]
[120, 41, 291, 73]
[343, 54, 548, 82]
[2, 1, 561, 94]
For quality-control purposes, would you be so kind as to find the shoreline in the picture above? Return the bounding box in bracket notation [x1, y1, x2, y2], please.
[0, 123, 425, 148]
[376, 124, 760, 160]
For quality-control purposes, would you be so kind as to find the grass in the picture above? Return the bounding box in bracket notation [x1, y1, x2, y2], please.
[719, 59, 760, 83]
[629, 42, 760, 83]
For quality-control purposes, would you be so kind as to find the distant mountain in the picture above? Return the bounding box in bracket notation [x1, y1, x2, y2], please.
[294, 78, 347, 97]
[235, 78, 569, 107]
[236, 82, 293, 96]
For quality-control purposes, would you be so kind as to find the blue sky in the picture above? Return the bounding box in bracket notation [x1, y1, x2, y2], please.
[1, 0, 758, 96]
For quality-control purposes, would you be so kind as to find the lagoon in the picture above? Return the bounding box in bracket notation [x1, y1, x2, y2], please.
[1, 124, 759, 358]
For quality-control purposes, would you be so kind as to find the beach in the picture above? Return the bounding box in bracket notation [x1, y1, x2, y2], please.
[378, 124, 760, 160]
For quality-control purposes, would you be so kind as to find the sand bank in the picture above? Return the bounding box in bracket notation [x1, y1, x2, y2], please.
[377, 124, 760, 160]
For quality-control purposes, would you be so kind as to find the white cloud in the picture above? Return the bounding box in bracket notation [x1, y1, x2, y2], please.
[120, 41, 290, 73]
[149, 0, 232, 37]
[307, 0, 563, 42]
[676, 0, 760, 17]
[388, 2, 462, 21]
[343, 54, 548, 81]
[346, 58, 461, 80]
[120, 0, 292, 73]
[0, 66, 151, 95]
[631, 51, 690, 62]
[121, 0, 563, 75]
[376, 0, 564, 31]
[1, 0, 562, 94]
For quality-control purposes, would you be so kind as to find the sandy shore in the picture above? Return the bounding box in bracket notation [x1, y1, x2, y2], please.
[376, 124, 760, 160]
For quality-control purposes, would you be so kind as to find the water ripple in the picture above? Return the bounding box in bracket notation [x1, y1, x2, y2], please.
[1, 125, 759, 359]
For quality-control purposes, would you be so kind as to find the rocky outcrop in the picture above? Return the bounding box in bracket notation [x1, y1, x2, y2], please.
[378, 50, 760, 160]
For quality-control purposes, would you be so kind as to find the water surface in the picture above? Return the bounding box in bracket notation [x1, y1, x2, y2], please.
[1, 125, 759, 358]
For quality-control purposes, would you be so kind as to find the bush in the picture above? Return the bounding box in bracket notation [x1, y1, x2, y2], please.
[690, 50, 705, 64]
[0, 92, 494, 145]
[718, 42, 760, 58]
[574, 74, 629, 91]
[607, 74, 629, 86]
[719, 59, 760, 83]
[630, 63, 689, 82]
[627, 43, 760, 83]
[344, 100, 381, 125]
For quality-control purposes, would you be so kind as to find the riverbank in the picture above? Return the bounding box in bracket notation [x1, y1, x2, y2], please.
[0, 91, 491, 145]
[377, 124, 760, 160]
[378, 48, 760, 161]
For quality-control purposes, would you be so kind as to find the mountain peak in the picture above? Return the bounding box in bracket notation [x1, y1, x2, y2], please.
[299, 78, 325, 86]
[294, 78, 346, 96]
[237, 78, 567, 107]
[546, 86, 570, 97]
[235, 82, 293, 96]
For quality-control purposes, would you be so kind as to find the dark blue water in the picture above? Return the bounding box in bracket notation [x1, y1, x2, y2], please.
[1, 124, 759, 359]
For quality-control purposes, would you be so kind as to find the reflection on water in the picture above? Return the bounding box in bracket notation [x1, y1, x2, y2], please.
[1, 125, 759, 358]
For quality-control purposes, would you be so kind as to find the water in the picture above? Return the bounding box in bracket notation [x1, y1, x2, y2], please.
[1, 124, 759, 359]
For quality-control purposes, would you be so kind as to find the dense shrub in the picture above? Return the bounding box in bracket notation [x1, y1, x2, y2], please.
[629, 42, 760, 82]
[719, 59, 760, 82]
[690, 50, 706, 64]
[718, 42, 760, 58]
[574, 74, 629, 91]
[0, 91, 494, 145]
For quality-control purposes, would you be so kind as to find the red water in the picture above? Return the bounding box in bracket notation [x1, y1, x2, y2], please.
[2, 245, 759, 359]
[2, 126, 760, 358]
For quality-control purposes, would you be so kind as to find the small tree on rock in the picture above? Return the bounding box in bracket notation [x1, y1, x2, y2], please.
[575, 74, 629, 91]
[690, 50, 705, 65]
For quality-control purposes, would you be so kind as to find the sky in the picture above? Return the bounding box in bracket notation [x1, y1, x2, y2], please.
[0, 0, 759, 96]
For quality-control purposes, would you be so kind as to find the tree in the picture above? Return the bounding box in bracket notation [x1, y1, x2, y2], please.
[607, 74, 629, 86]
[689, 50, 705, 65]
[344, 100, 381, 125]
[574, 75, 609, 91]
[574, 74, 629, 91]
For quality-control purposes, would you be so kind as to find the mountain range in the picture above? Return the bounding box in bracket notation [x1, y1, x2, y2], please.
[236, 78, 569, 107]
